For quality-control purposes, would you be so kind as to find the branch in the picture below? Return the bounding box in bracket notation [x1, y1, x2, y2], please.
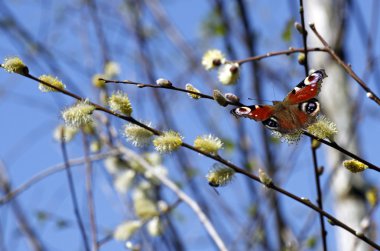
[311, 145, 328, 249]
[103, 79, 215, 101]
[82, 131, 98, 251]
[309, 23, 380, 106]
[0, 162, 45, 251]
[101, 47, 328, 108]
[60, 130, 90, 251]
[303, 131, 380, 172]
[102, 78, 248, 108]
[0, 152, 116, 205]
[298, 0, 310, 75]
[298, 0, 327, 249]
[236, 47, 327, 64]
[118, 146, 228, 251]
[5, 62, 380, 250]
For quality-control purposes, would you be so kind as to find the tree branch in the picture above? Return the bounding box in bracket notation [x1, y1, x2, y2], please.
[5, 57, 380, 250]
[309, 23, 380, 106]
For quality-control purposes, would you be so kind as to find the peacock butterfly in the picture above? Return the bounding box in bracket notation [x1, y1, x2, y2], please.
[231, 69, 328, 134]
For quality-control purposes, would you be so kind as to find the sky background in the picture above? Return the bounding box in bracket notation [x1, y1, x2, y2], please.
[0, 0, 379, 250]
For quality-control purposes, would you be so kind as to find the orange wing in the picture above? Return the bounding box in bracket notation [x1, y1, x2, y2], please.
[285, 69, 327, 104]
[231, 105, 275, 121]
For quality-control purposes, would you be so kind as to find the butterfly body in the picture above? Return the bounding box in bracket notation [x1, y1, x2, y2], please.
[231, 70, 327, 134]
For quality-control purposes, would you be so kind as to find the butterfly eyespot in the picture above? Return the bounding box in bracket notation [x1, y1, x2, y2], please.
[300, 99, 320, 116]
[262, 117, 279, 130]
[233, 107, 251, 115]
[308, 75, 316, 83]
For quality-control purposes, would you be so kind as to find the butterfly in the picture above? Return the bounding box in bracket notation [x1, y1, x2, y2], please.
[231, 69, 328, 134]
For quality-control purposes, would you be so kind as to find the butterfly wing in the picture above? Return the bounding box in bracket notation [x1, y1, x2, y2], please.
[285, 69, 327, 104]
[230, 69, 328, 133]
[231, 105, 275, 121]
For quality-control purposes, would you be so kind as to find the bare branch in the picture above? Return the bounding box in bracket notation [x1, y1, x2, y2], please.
[309, 23, 380, 106]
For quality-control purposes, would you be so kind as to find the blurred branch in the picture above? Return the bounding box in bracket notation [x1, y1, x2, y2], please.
[0, 0, 83, 95]
[82, 131, 98, 251]
[0, 151, 116, 205]
[60, 131, 90, 251]
[219, 0, 270, 246]
[128, 2, 214, 240]
[0, 162, 45, 251]
[235, 0, 288, 247]
[118, 146, 228, 251]
[98, 198, 182, 248]
[87, 0, 109, 64]
[351, 202, 379, 251]
[144, 0, 204, 71]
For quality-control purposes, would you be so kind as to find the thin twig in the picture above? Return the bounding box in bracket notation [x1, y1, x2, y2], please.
[269, 180, 380, 249]
[311, 146, 328, 250]
[298, 0, 310, 75]
[103, 76, 243, 107]
[60, 130, 90, 251]
[303, 131, 380, 172]
[103, 79, 217, 101]
[82, 131, 98, 251]
[309, 23, 380, 106]
[298, 1, 327, 249]
[236, 47, 327, 64]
